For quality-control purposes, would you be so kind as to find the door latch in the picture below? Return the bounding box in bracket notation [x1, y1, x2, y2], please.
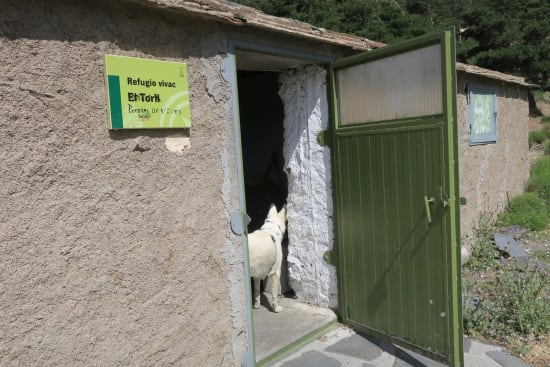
[439, 187, 449, 208]
[424, 196, 435, 224]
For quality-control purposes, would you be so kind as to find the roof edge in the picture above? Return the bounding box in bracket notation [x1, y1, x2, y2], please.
[124, 0, 384, 51]
[124, 0, 536, 88]
[457, 62, 537, 88]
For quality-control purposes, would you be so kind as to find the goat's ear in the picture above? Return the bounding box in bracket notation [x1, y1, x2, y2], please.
[279, 205, 287, 218]
[267, 203, 277, 217]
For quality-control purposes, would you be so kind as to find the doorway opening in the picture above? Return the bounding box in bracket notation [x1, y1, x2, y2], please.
[235, 51, 337, 365]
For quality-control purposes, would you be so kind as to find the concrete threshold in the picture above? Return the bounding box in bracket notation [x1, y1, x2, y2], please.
[253, 293, 337, 366]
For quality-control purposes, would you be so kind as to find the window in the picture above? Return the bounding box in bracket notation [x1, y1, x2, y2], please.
[337, 44, 442, 125]
[468, 84, 497, 145]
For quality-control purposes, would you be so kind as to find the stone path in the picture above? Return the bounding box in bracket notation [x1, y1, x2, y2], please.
[272, 324, 530, 367]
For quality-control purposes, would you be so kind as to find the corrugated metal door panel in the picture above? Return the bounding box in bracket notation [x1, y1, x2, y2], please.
[335, 124, 449, 352]
[331, 31, 463, 366]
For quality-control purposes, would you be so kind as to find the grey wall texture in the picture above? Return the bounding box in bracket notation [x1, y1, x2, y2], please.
[279, 66, 337, 309]
[456, 72, 529, 248]
[0, 0, 247, 365]
[0, 1, 354, 365]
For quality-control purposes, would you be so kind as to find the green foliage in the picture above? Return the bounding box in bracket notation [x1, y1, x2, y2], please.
[527, 157, 550, 204]
[541, 116, 550, 125]
[463, 154, 550, 356]
[234, 0, 550, 90]
[533, 250, 550, 263]
[496, 261, 549, 336]
[463, 213, 550, 343]
[462, 280, 495, 335]
[465, 213, 499, 271]
[497, 157, 550, 230]
[496, 193, 549, 231]
[545, 140, 550, 155]
[535, 91, 550, 103]
[235, 0, 435, 43]
[458, 0, 550, 89]
[464, 261, 550, 341]
[528, 131, 547, 147]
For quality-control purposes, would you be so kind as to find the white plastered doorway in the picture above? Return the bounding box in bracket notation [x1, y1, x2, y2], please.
[231, 47, 338, 366]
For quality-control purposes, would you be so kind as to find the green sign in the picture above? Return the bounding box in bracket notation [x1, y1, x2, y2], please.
[104, 55, 191, 129]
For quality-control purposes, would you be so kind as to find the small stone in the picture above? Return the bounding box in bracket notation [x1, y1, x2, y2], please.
[493, 233, 528, 258]
[486, 350, 530, 367]
[499, 225, 527, 240]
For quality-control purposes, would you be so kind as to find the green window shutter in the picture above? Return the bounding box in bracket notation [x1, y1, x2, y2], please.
[468, 84, 497, 145]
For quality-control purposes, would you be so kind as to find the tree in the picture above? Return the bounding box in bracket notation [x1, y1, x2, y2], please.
[234, 0, 550, 89]
[458, 0, 549, 88]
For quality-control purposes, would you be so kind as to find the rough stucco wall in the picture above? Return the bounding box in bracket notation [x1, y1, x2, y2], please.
[457, 72, 529, 247]
[0, 1, 246, 366]
[279, 66, 337, 309]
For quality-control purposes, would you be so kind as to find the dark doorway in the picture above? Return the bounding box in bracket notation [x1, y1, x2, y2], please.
[235, 56, 337, 366]
[237, 70, 287, 231]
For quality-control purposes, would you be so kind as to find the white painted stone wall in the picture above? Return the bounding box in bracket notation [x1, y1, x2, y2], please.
[279, 66, 337, 309]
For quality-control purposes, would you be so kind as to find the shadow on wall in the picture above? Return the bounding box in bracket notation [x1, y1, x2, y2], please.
[279, 65, 337, 308]
[0, 0, 222, 60]
[238, 71, 288, 231]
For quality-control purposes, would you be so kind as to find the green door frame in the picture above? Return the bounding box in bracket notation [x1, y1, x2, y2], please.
[328, 30, 463, 367]
[223, 40, 335, 367]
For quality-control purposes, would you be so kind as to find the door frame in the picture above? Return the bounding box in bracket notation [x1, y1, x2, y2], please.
[328, 30, 463, 366]
[223, 40, 334, 367]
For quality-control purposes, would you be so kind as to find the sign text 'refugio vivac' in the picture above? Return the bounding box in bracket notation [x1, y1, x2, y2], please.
[104, 55, 191, 129]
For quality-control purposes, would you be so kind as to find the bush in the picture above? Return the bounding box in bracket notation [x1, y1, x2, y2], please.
[529, 131, 547, 147]
[496, 193, 549, 231]
[533, 90, 550, 102]
[466, 213, 499, 271]
[545, 140, 550, 155]
[495, 261, 550, 337]
[527, 157, 550, 203]
[464, 260, 550, 341]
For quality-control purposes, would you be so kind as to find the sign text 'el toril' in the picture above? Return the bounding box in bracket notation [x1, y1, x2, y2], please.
[104, 55, 191, 129]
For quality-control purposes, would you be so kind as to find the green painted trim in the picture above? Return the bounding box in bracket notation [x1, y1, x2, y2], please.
[323, 250, 337, 266]
[255, 320, 336, 367]
[317, 130, 332, 147]
[335, 121, 442, 137]
[227, 41, 337, 366]
[336, 114, 444, 130]
[327, 64, 346, 327]
[348, 320, 448, 364]
[107, 75, 123, 129]
[443, 28, 465, 367]
[221, 53, 256, 367]
[230, 40, 334, 65]
[331, 31, 443, 70]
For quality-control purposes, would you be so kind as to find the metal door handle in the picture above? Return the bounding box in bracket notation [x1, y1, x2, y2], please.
[424, 196, 435, 224]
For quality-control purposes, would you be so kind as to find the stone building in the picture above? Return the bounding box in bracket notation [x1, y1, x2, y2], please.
[1, 1, 532, 366]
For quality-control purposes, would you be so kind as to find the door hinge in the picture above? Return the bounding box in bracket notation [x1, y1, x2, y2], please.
[317, 130, 332, 147]
[230, 210, 251, 235]
[323, 250, 337, 266]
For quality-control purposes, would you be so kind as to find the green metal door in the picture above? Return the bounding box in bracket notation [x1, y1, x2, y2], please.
[329, 31, 463, 366]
